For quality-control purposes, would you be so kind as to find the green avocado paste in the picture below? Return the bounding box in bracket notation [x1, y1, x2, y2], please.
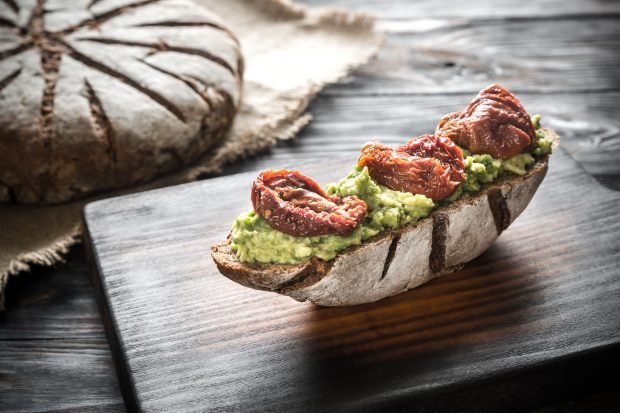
[230, 115, 552, 264]
[230, 167, 435, 264]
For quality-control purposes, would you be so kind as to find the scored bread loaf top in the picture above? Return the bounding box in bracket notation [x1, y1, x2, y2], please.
[212, 129, 558, 306]
[0, 0, 243, 204]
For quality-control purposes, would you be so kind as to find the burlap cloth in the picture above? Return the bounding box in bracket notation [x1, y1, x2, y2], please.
[0, 0, 383, 309]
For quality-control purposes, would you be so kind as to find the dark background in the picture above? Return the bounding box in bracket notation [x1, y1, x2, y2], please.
[1, 0, 619, 411]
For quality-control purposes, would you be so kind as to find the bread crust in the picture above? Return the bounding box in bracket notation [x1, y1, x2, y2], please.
[212, 129, 558, 306]
[0, 0, 242, 204]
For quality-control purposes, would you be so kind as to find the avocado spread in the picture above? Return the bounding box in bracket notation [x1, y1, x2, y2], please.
[231, 167, 435, 264]
[230, 115, 551, 264]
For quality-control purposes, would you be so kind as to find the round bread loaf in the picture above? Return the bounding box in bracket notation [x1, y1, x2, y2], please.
[0, 0, 243, 203]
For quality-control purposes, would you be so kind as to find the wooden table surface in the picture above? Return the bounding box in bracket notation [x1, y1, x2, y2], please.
[1, 0, 619, 411]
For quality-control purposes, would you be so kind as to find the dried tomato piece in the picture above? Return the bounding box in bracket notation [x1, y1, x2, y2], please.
[251, 170, 368, 237]
[399, 134, 465, 182]
[436, 84, 535, 159]
[358, 135, 465, 201]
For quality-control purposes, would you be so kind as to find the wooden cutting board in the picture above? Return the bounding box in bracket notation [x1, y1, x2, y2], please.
[83, 148, 620, 413]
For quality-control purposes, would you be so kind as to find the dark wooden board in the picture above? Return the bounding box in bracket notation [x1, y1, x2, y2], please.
[83, 147, 620, 412]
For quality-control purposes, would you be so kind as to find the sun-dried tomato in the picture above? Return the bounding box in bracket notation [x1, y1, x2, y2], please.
[251, 170, 368, 237]
[436, 84, 535, 159]
[358, 135, 465, 201]
[399, 135, 465, 183]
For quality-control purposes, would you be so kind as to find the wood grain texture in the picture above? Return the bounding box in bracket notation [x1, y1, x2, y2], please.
[0, 250, 107, 340]
[303, 0, 620, 19]
[84, 148, 620, 412]
[323, 18, 620, 95]
[2, 0, 620, 411]
[0, 251, 124, 412]
[0, 340, 125, 413]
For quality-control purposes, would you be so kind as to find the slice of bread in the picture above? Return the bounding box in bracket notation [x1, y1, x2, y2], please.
[211, 129, 559, 306]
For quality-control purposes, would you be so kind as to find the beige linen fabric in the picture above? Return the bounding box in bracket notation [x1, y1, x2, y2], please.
[0, 0, 383, 308]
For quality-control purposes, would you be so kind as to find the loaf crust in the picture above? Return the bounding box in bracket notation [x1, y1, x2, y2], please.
[212, 129, 558, 306]
[0, 0, 243, 203]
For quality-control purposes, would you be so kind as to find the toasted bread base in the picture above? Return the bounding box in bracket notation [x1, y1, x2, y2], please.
[211, 129, 558, 306]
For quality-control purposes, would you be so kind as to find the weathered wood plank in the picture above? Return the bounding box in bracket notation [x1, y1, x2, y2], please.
[84, 147, 620, 411]
[0, 340, 124, 412]
[322, 18, 620, 95]
[0, 252, 122, 412]
[0, 250, 107, 341]
[303, 0, 620, 19]
[222, 92, 620, 189]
